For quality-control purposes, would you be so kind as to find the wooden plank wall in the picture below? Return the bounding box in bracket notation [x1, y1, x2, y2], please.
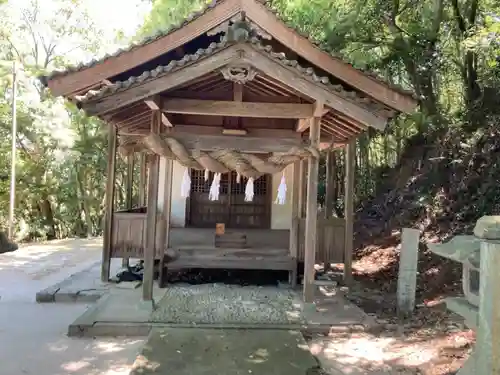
[294, 217, 346, 264]
[110, 212, 346, 264]
[110, 212, 165, 259]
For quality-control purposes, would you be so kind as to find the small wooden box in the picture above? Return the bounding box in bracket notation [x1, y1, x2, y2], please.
[215, 223, 225, 235]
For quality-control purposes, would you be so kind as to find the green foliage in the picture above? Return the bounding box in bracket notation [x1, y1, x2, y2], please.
[1, 0, 499, 243]
[137, 0, 210, 39]
[0, 0, 135, 241]
[265, 0, 500, 216]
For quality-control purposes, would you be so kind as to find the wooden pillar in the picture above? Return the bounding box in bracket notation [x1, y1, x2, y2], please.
[289, 161, 301, 287]
[101, 124, 117, 282]
[122, 154, 134, 268]
[324, 150, 335, 271]
[143, 111, 161, 301]
[158, 157, 173, 288]
[343, 140, 355, 285]
[126, 154, 134, 209]
[325, 150, 335, 218]
[298, 159, 307, 218]
[139, 152, 147, 207]
[303, 115, 321, 303]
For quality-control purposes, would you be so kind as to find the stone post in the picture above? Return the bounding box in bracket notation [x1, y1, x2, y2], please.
[397, 228, 420, 317]
[473, 216, 500, 375]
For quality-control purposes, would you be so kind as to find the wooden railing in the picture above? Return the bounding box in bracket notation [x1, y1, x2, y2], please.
[293, 217, 345, 263]
[110, 208, 164, 259]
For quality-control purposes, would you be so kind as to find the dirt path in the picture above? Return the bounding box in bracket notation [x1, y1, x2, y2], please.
[0, 238, 144, 375]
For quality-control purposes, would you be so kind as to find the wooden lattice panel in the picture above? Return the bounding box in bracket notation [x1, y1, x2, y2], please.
[188, 170, 271, 229]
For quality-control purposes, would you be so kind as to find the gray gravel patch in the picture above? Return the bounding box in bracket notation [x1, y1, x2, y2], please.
[150, 283, 304, 325]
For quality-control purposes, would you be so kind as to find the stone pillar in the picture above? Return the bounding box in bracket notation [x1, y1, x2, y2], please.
[397, 228, 420, 317]
[473, 216, 500, 374]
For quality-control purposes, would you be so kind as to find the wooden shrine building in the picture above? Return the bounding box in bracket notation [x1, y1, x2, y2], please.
[41, 0, 417, 302]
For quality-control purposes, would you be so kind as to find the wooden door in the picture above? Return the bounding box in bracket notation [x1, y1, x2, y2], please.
[188, 170, 270, 229]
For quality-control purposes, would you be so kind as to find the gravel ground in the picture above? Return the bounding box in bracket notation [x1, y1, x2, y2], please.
[150, 283, 304, 325]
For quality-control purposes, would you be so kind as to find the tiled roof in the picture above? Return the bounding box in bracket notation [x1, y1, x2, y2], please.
[75, 40, 231, 103]
[43, 0, 415, 101]
[75, 37, 391, 116]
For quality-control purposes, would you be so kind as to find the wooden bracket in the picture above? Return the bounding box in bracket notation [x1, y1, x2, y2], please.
[144, 96, 173, 127]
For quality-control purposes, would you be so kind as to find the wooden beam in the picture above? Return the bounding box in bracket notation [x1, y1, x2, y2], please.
[46, 0, 242, 96]
[239, 46, 388, 130]
[313, 101, 325, 117]
[319, 141, 344, 151]
[296, 104, 330, 133]
[162, 98, 315, 119]
[101, 124, 117, 282]
[243, 0, 417, 113]
[143, 110, 161, 301]
[121, 123, 334, 142]
[125, 125, 306, 153]
[81, 46, 242, 116]
[296, 118, 310, 133]
[158, 131, 303, 154]
[303, 116, 320, 303]
[144, 97, 160, 110]
[145, 97, 174, 127]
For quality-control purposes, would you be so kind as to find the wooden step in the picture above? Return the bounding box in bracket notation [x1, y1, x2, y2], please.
[215, 233, 248, 248]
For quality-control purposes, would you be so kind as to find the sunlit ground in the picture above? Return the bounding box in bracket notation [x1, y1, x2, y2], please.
[0, 302, 144, 375]
[0, 238, 471, 375]
[0, 237, 144, 375]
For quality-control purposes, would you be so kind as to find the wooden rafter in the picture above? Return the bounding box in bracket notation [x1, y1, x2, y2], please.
[239, 46, 388, 129]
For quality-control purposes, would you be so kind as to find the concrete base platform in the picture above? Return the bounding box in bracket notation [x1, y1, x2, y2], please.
[68, 284, 377, 337]
[68, 285, 168, 337]
[35, 260, 124, 303]
[131, 328, 319, 375]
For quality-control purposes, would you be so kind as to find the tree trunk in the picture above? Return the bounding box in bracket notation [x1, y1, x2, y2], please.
[39, 197, 56, 240]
